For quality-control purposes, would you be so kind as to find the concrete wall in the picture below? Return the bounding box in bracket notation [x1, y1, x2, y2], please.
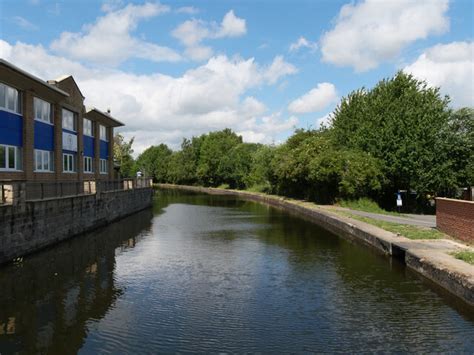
[0, 187, 153, 265]
[436, 197, 474, 242]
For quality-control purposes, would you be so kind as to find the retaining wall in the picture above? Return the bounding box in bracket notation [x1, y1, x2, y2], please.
[0, 187, 153, 265]
[436, 198, 474, 243]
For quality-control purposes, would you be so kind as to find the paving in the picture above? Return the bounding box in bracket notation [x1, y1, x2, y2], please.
[328, 207, 437, 228]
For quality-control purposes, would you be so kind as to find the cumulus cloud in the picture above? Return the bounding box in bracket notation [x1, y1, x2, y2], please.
[50, 2, 181, 66]
[238, 112, 298, 144]
[404, 41, 474, 107]
[289, 36, 317, 53]
[1, 40, 297, 153]
[320, 0, 449, 72]
[263, 56, 298, 84]
[288, 83, 338, 114]
[172, 10, 247, 60]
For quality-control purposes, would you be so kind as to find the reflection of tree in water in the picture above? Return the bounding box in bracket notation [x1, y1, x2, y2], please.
[0, 209, 153, 355]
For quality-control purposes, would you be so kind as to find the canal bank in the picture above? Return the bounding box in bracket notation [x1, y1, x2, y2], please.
[0, 181, 154, 265]
[158, 184, 474, 307]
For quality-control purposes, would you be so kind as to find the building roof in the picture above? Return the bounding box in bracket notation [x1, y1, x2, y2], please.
[86, 107, 125, 127]
[0, 59, 69, 97]
[48, 75, 86, 98]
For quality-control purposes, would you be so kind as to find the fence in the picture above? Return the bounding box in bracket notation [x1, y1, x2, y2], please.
[0, 178, 153, 204]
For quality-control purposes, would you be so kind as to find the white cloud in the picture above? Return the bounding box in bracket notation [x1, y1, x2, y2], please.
[176, 6, 200, 15]
[404, 41, 474, 107]
[289, 36, 317, 52]
[238, 113, 298, 144]
[263, 56, 298, 84]
[13, 16, 38, 31]
[315, 113, 332, 128]
[1, 40, 297, 153]
[288, 83, 338, 114]
[101, 0, 124, 12]
[172, 10, 247, 61]
[216, 10, 247, 38]
[320, 0, 449, 72]
[50, 2, 181, 66]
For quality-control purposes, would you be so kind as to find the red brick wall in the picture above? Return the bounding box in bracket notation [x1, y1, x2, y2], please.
[436, 198, 474, 242]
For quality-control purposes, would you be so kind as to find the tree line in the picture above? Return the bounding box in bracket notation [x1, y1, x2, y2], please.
[115, 72, 473, 212]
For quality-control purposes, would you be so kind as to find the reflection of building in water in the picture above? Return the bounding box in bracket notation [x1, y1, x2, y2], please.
[0, 209, 152, 354]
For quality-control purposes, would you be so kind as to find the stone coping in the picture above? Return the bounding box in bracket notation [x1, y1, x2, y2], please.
[437, 197, 474, 205]
[157, 184, 474, 308]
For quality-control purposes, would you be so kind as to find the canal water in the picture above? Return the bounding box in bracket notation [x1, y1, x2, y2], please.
[0, 189, 473, 353]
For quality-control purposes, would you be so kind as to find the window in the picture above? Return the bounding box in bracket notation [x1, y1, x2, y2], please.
[34, 97, 52, 123]
[34, 150, 54, 172]
[84, 118, 93, 136]
[100, 159, 108, 174]
[84, 156, 94, 173]
[0, 82, 21, 114]
[62, 109, 76, 131]
[63, 153, 76, 173]
[99, 125, 108, 141]
[0, 144, 22, 171]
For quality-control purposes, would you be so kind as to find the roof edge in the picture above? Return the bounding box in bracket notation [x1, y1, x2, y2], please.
[0, 59, 69, 97]
[86, 107, 125, 127]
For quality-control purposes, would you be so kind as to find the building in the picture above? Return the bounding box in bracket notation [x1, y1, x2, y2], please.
[0, 59, 123, 183]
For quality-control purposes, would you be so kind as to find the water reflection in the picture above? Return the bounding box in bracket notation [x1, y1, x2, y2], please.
[0, 209, 152, 354]
[0, 190, 473, 353]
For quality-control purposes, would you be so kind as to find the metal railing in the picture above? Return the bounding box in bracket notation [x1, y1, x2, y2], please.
[24, 178, 152, 201]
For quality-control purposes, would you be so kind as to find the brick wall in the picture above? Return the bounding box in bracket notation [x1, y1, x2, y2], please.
[436, 197, 474, 242]
[0, 187, 153, 264]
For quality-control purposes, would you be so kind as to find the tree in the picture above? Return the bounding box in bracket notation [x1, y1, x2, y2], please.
[331, 71, 453, 207]
[196, 129, 242, 186]
[113, 133, 135, 178]
[446, 107, 474, 188]
[135, 144, 172, 182]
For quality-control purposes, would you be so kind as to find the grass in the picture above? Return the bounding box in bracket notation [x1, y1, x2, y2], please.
[336, 198, 401, 216]
[337, 211, 445, 240]
[453, 250, 474, 265]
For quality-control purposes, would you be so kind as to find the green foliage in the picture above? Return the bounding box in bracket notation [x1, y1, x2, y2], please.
[113, 133, 135, 178]
[135, 72, 472, 212]
[339, 212, 444, 240]
[337, 198, 399, 216]
[331, 71, 457, 207]
[135, 144, 172, 182]
[453, 250, 474, 265]
[196, 129, 243, 186]
[244, 145, 276, 192]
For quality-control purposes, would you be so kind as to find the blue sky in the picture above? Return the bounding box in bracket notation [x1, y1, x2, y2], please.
[1, 0, 473, 152]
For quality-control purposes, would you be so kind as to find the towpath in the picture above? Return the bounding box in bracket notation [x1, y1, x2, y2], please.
[325, 207, 436, 228]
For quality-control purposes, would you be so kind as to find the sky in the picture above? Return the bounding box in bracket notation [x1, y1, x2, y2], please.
[0, 0, 473, 154]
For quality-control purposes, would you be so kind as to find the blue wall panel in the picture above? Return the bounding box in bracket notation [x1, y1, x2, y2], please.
[0, 110, 23, 147]
[34, 121, 54, 151]
[83, 136, 94, 157]
[100, 140, 109, 159]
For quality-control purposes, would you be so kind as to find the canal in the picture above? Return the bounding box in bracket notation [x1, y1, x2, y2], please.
[0, 189, 473, 353]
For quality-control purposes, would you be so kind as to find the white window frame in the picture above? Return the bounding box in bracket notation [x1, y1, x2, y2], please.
[99, 125, 108, 141]
[0, 82, 21, 114]
[63, 153, 76, 173]
[99, 159, 108, 174]
[34, 149, 54, 172]
[84, 118, 93, 137]
[84, 156, 94, 173]
[34, 97, 53, 124]
[62, 109, 76, 131]
[0, 144, 22, 171]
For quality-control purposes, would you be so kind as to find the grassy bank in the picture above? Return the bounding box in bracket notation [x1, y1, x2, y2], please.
[335, 211, 445, 240]
[453, 251, 474, 265]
